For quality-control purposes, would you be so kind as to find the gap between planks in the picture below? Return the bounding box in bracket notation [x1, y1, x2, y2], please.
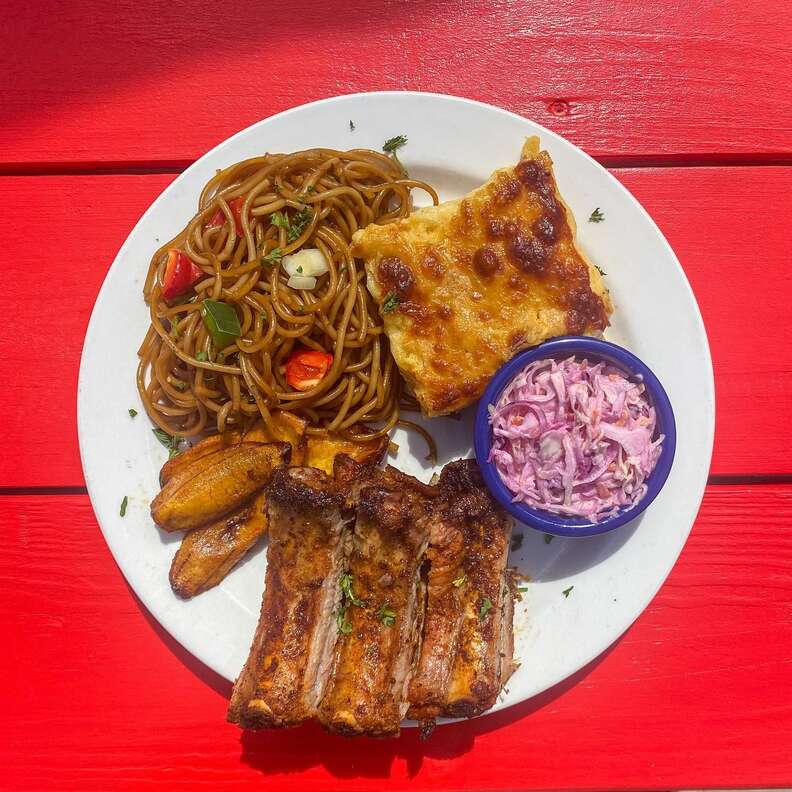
[3, 152, 792, 178]
[3, 476, 792, 497]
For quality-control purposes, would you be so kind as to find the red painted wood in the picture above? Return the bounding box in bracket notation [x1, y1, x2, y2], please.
[1, 0, 792, 166]
[2, 167, 790, 487]
[2, 485, 791, 790]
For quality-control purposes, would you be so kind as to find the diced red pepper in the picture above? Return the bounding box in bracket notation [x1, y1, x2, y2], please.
[205, 196, 245, 236]
[285, 348, 333, 391]
[161, 249, 204, 301]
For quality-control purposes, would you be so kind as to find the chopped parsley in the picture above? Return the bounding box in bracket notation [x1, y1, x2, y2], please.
[349, 120, 356, 131]
[382, 134, 408, 173]
[589, 207, 605, 223]
[195, 351, 208, 362]
[340, 573, 365, 607]
[119, 496, 128, 517]
[510, 533, 524, 552]
[261, 247, 282, 264]
[336, 607, 353, 635]
[478, 597, 494, 621]
[377, 604, 396, 627]
[383, 134, 408, 153]
[452, 574, 467, 588]
[296, 265, 303, 273]
[270, 211, 290, 231]
[128, 408, 138, 418]
[172, 380, 187, 392]
[517, 586, 529, 593]
[544, 533, 554, 544]
[271, 207, 313, 243]
[337, 573, 365, 634]
[562, 585, 574, 598]
[152, 428, 182, 459]
[288, 207, 313, 242]
[381, 292, 400, 314]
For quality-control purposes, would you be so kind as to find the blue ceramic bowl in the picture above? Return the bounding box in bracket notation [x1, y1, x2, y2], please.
[474, 336, 676, 537]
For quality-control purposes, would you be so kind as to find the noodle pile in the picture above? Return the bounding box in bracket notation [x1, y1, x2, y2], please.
[137, 148, 437, 441]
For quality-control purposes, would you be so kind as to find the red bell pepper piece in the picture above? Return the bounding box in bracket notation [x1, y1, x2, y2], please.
[285, 347, 333, 391]
[205, 196, 245, 236]
[161, 249, 204, 301]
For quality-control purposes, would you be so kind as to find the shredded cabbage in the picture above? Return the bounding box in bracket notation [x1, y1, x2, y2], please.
[488, 356, 664, 522]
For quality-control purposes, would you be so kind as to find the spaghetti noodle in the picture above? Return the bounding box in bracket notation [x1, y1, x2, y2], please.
[137, 148, 437, 440]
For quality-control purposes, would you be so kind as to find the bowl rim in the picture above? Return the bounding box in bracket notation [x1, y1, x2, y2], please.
[473, 335, 677, 537]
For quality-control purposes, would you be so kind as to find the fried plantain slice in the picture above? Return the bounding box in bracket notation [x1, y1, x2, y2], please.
[169, 491, 269, 599]
[244, 412, 308, 464]
[159, 432, 244, 486]
[151, 442, 290, 532]
[304, 429, 388, 475]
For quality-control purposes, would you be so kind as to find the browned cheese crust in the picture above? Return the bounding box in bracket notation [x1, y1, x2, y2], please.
[352, 137, 613, 416]
[228, 467, 347, 729]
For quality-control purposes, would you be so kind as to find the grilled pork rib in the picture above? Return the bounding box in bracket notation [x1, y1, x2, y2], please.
[408, 459, 516, 723]
[228, 467, 348, 729]
[318, 468, 432, 737]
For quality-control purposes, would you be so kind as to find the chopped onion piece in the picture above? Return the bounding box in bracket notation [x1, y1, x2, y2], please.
[282, 248, 329, 278]
[287, 274, 317, 290]
[488, 356, 664, 522]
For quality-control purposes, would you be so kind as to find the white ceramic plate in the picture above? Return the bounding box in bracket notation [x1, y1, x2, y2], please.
[78, 92, 714, 719]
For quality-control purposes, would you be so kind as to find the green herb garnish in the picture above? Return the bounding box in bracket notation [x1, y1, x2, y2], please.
[381, 292, 400, 314]
[452, 574, 467, 588]
[337, 572, 365, 634]
[288, 207, 313, 242]
[152, 428, 182, 459]
[128, 408, 138, 418]
[195, 351, 208, 362]
[478, 597, 494, 621]
[261, 247, 282, 264]
[589, 207, 605, 223]
[340, 573, 365, 607]
[377, 604, 396, 627]
[544, 534, 554, 544]
[120, 496, 128, 517]
[200, 299, 241, 349]
[517, 586, 529, 593]
[562, 585, 574, 598]
[336, 607, 353, 635]
[270, 211, 290, 231]
[510, 533, 524, 552]
[383, 134, 408, 174]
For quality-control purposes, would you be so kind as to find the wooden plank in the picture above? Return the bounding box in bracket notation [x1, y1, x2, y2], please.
[2, 166, 790, 486]
[1, 485, 790, 790]
[1, 0, 791, 166]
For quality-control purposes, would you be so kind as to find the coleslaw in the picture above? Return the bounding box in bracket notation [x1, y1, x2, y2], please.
[488, 356, 664, 521]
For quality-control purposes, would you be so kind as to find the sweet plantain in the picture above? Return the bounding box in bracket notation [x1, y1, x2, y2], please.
[169, 491, 269, 599]
[304, 429, 389, 474]
[244, 412, 308, 464]
[151, 442, 290, 532]
[159, 432, 243, 486]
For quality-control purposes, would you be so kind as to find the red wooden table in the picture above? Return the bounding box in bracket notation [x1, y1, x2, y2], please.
[3, 1, 792, 789]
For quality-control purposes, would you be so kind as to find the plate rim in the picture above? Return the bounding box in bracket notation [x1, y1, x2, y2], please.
[77, 90, 715, 721]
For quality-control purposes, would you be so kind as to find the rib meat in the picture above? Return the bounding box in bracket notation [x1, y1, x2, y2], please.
[227, 467, 348, 729]
[408, 459, 516, 723]
[318, 468, 433, 737]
